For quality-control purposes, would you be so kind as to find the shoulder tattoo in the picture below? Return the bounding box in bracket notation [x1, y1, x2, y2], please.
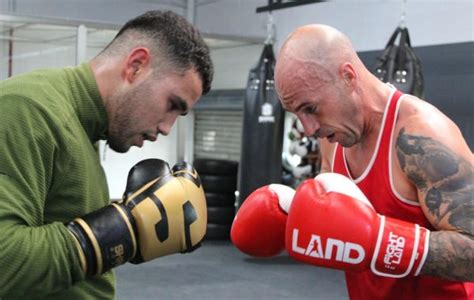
[395, 128, 473, 233]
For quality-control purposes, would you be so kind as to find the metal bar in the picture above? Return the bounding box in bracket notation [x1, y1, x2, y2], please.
[177, 0, 197, 163]
[76, 24, 87, 65]
[0, 22, 29, 35]
[187, 0, 195, 24]
[195, 0, 221, 7]
[8, 28, 13, 77]
[256, 0, 326, 13]
[0, 13, 119, 30]
[200, 32, 263, 44]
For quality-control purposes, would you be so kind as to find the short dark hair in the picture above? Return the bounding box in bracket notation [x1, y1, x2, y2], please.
[108, 10, 213, 94]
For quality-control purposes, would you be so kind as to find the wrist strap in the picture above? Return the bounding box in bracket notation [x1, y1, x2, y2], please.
[371, 216, 429, 278]
[66, 203, 136, 276]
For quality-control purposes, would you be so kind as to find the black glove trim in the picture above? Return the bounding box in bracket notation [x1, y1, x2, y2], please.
[67, 204, 137, 276]
[111, 203, 137, 259]
[74, 218, 104, 276]
[67, 220, 98, 276]
[67, 230, 88, 275]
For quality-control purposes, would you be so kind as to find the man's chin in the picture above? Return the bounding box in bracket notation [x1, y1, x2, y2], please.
[329, 134, 356, 148]
[338, 138, 357, 148]
[107, 140, 131, 153]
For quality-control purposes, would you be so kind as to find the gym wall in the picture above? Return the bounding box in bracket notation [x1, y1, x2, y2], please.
[210, 43, 263, 90]
[271, 1, 473, 52]
[359, 42, 474, 151]
[0, 0, 185, 24]
[0, 24, 77, 80]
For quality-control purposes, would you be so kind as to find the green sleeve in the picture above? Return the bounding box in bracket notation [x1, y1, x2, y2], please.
[0, 96, 84, 298]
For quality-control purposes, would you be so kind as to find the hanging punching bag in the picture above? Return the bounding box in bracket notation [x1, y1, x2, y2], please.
[373, 26, 424, 98]
[237, 43, 285, 206]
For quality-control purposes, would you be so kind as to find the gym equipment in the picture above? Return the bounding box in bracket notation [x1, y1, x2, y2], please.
[373, 26, 424, 98]
[194, 158, 238, 240]
[238, 43, 285, 206]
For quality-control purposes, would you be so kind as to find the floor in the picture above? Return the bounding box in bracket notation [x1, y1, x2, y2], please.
[115, 240, 348, 300]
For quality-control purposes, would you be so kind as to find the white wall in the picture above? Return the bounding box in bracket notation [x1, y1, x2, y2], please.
[195, 0, 267, 42]
[209, 43, 263, 89]
[2, 1, 472, 50]
[0, 29, 77, 79]
[0, 0, 184, 24]
[194, 0, 474, 51]
[0, 0, 268, 42]
[272, 0, 474, 52]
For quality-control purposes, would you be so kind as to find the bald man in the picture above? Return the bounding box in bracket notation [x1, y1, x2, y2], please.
[275, 25, 473, 299]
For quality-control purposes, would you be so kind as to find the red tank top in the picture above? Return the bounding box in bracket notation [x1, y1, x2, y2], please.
[332, 89, 474, 300]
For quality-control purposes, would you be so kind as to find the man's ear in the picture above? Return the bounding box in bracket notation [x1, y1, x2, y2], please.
[339, 63, 357, 89]
[124, 47, 151, 83]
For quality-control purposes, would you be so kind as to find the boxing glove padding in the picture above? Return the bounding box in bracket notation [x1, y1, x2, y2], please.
[231, 184, 295, 257]
[285, 173, 430, 278]
[67, 159, 207, 276]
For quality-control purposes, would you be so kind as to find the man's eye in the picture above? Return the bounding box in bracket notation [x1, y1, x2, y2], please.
[169, 102, 178, 111]
[303, 106, 316, 114]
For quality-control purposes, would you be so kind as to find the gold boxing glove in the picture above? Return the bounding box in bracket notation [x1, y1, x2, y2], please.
[66, 159, 207, 276]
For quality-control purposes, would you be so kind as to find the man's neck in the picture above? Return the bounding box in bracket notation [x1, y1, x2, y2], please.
[357, 79, 393, 149]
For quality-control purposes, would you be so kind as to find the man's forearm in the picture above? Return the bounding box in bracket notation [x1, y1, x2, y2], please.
[420, 231, 474, 281]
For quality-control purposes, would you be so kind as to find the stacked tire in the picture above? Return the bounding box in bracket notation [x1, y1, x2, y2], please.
[194, 158, 238, 240]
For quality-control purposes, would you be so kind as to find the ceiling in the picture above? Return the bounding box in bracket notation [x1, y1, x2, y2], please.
[0, 16, 257, 52]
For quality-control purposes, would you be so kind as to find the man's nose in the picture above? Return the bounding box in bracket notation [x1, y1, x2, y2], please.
[298, 115, 320, 137]
[158, 114, 179, 136]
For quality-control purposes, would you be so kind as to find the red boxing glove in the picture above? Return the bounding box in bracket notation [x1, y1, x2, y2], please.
[285, 173, 430, 278]
[231, 184, 295, 257]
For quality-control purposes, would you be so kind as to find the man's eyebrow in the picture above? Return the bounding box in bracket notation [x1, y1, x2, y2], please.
[280, 95, 307, 113]
[294, 101, 308, 113]
[171, 96, 188, 116]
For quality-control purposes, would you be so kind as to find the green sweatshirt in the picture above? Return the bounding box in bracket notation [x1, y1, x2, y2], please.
[0, 64, 114, 299]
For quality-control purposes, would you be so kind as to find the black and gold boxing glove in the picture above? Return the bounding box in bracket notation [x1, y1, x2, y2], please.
[66, 159, 207, 276]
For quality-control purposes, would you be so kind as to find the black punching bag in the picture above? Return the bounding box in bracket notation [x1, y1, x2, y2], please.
[237, 44, 285, 206]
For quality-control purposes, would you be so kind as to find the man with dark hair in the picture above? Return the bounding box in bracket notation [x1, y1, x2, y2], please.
[0, 10, 213, 299]
[93, 10, 213, 153]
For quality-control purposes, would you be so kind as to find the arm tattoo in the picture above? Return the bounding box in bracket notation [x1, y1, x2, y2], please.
[396, 128, 474, 280]
[422, 231, 474, 281]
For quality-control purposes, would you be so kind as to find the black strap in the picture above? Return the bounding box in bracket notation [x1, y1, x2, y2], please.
[403, 27, 412, 47]
[397, 27, 408, 70]
[385, 27, 402, 48]
[376, 27, 402, 67]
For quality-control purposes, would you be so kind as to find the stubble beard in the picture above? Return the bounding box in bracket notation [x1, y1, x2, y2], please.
[107, 89, 137, 153]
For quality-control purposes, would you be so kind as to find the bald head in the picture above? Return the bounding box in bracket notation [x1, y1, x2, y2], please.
[277, 24, 356, 72]
[275, 24, 362, 109]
